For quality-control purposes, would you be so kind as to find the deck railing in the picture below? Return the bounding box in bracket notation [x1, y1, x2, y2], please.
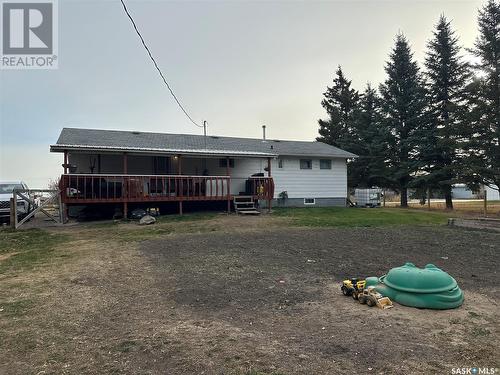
[59, 174, 274, 203]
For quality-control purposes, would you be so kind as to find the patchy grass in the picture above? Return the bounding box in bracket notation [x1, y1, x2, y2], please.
[0, 229, 70, 274]
[114, 340, 139, 353]
[156, 211, 219, 223]
[389, 199, 500, 216]
[471, 326, 491, 337]
[78, 212, 222, 243]
[0, 299, 33, 317]
[273, 207, 450, 227]
[81, 212, 219, 228]
[0, 217, 498, 374]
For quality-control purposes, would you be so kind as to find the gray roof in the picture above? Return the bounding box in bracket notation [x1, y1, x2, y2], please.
[51, 128, 356, 158]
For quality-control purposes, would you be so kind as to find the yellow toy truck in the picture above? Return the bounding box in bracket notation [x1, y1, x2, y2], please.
[341, 278, 366, 299]
[341, 279, 393, 309]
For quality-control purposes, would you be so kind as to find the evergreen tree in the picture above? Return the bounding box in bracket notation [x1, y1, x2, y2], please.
[465, 0, 500, 192]
[348, 84, 390, 187]
[420, 15, 470, 209]
[317, 66, 359, 151]
[379, 34, 427, 207]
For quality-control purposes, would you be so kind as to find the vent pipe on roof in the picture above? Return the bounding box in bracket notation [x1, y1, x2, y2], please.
[262, 125, 266, 142]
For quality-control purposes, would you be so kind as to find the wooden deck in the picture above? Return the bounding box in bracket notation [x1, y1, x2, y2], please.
[59, 174, 274, 204]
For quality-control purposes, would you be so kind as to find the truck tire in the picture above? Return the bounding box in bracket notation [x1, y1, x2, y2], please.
[366, 297, 376, 307]
[358, 295, 367, 304]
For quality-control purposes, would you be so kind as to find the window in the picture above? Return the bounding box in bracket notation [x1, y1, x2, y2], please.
[278, 159, 284, 169]
[320, 159, 332, 169]
[219, 158, 235, 168]
[0, 184, 23, 194]
[300, 159, 312, 169]
[304, 198, 316, 205]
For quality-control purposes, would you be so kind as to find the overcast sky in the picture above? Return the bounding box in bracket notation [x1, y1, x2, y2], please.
[0, 0, 485, 187]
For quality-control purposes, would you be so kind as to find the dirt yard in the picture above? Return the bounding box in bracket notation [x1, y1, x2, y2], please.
[0, 213, 498, 374]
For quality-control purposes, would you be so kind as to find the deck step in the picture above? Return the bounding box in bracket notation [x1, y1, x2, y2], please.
[238, 209, 260, 215]
[233, 196, 260, 215]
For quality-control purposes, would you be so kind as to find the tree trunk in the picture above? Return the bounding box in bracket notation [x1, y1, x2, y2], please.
[400, 187, 408, 207]
[443, 185, 453, 210]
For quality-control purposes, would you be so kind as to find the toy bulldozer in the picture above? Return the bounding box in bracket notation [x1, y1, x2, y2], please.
[358, 286, 393, 309]
[341, 279, 393, 309]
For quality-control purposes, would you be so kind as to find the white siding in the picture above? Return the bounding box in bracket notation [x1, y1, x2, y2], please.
[452, 186, 475, 199]
[486, 185, 500, 200]
[204, 157, 266, 195]
[272, 157, 347, 199]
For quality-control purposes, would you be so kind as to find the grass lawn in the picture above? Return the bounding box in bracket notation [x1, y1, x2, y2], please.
[273, 207, 451, 227]
[389, 199, 500, 215]
[0, 229, 70, 274]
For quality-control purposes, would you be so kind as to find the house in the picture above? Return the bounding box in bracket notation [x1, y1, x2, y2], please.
[50, 127, 355, 217]
[451, 183, 500, 200]
[451, 184, 478, 199]
[485, 185, 500, 200]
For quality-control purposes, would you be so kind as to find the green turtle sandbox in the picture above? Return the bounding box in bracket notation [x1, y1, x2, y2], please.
[365, 263, 464, 309]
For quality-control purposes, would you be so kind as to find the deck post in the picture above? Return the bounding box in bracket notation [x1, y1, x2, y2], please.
[178, 155, 183, 215]
[226, 157, 231, 214]
[267, 157, 272, 213]
[63, 150, 68, 174]
[123, 153, 128, 219]
[60, 162, 68, 223]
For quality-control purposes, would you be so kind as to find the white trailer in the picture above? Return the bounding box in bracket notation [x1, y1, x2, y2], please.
[355, 188, 382, 207]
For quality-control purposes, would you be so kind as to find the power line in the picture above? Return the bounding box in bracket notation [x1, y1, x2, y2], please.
[119, 0, 203, 128]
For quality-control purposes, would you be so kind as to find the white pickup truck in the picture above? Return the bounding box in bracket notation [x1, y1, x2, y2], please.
[0, 181, 31, 222]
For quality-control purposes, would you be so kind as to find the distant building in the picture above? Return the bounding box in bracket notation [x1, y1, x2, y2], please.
[451, 184, 478, 199]
[452, 184, 499, 200]
[485, 185, 500, 200]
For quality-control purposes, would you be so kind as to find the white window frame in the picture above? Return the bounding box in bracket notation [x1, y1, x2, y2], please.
[304, 198, 316, 205]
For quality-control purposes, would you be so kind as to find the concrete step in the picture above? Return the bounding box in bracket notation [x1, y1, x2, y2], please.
[237, 209, 260, 215]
